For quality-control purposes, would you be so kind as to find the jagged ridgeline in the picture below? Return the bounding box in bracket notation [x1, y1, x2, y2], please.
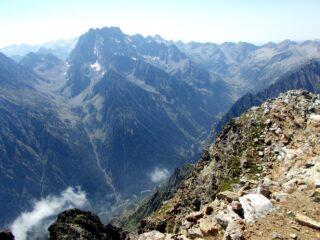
[116, 90, 320, 240]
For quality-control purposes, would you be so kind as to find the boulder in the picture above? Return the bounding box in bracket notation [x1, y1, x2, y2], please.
[310, 189, 320, 203]
[295, 213, 320, 230]
[239, 193, 273, 223]
[216, 191, 239, 203]
[185, 211, 204, 222]
[138, 230, 165, 240]
[272, 192, 289, 202]
[223, 220, 245, 240]
[187, 228, 203, 239]
[199, 217, 219, 236]
[215, 207, 241, 229]
[0, 231, 14, 240]
[271, 232, 286, 239]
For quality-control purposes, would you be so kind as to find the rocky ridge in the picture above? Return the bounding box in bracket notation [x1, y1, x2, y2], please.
[48, 208, 127, 240]
[212, 59, 320, 140]
[135, 90, 320, 240]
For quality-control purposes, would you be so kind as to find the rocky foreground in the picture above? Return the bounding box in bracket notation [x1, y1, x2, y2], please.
[135, 90, 320, 240]
[4, 90, 318, 240]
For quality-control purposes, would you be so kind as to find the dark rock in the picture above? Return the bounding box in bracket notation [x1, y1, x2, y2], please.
[48, 208, 126, 240]
[0, 231, 14, 240]
[138, 218, 167, 234]
[310, 190, 320, 203]
[205, 205, 214, 215]
[216, 191, 239, 203]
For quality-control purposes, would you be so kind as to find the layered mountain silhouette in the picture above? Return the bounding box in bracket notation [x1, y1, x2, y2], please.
[177, 40, 320, 96]
[1, 26, 320, 230]
[212, 59, 320, 138]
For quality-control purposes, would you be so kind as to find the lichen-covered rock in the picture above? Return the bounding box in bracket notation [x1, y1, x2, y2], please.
[223, 220, 245, 240]
[198, 217, 219, 236]
[216, 191, 239, 203]
[48, 208, 126, 240]
[216, 207, 241, 229]
[138, 230, 165, 240]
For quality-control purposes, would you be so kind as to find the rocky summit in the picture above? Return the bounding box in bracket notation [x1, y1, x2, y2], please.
[132, 90, 320, 240]
[48, 208, 127, 240]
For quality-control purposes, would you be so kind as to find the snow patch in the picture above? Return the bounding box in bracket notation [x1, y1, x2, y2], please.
[144, 55, 160, 61]
[90, 61, 102, 71]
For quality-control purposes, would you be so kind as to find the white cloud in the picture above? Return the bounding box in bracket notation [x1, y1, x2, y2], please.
[149, 167, 170, 183]
[11, 187, 88, 240]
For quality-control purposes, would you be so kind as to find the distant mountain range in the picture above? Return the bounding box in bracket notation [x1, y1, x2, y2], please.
[0, 38, 78, 61]
[177, 39, 320, 97]
[0, 26, 320, 230]
[212, 59, 320, 139]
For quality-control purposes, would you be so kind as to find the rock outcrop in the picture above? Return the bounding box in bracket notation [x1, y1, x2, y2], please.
[0, 231, 14, 240]
[48, 208, 127, 240]
[134, 90, 320, 240]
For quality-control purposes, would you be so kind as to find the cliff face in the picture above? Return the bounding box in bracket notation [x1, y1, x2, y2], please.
[134, 90, 320, 240]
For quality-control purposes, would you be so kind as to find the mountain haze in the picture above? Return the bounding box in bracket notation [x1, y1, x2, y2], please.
[61, 27, 233, 195]
[0, 53, 116, 225]
[1, 26, 320, 234]
[213, 59, 320, 138]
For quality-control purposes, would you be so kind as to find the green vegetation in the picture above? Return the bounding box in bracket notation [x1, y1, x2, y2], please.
[166, 217, 175, 234]
[220, 177, 240, 191]
[153, 200, 173, 219]
[247, 162, 263, 180]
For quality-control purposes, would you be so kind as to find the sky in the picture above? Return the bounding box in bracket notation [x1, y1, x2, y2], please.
[0, 0, 319, 47]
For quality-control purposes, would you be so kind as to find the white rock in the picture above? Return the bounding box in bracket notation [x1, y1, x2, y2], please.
[272, 192, 289, 202]
[309, 114, 320, 121]
[223, 219, 245, 240]
[138, 230, 165, 240]
[239, 193, 273, 223]
[215, 206, 241, 229]
[187, 228, 203, 239]
[275, 127, 282, 135]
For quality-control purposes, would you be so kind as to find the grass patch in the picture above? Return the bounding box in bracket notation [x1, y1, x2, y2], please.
[247, 162, 263, 180]
[220, 177, 240, 191]
[152, 200, 174, 219]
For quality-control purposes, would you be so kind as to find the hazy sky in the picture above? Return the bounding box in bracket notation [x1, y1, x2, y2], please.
[0, 0, 319, 47]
